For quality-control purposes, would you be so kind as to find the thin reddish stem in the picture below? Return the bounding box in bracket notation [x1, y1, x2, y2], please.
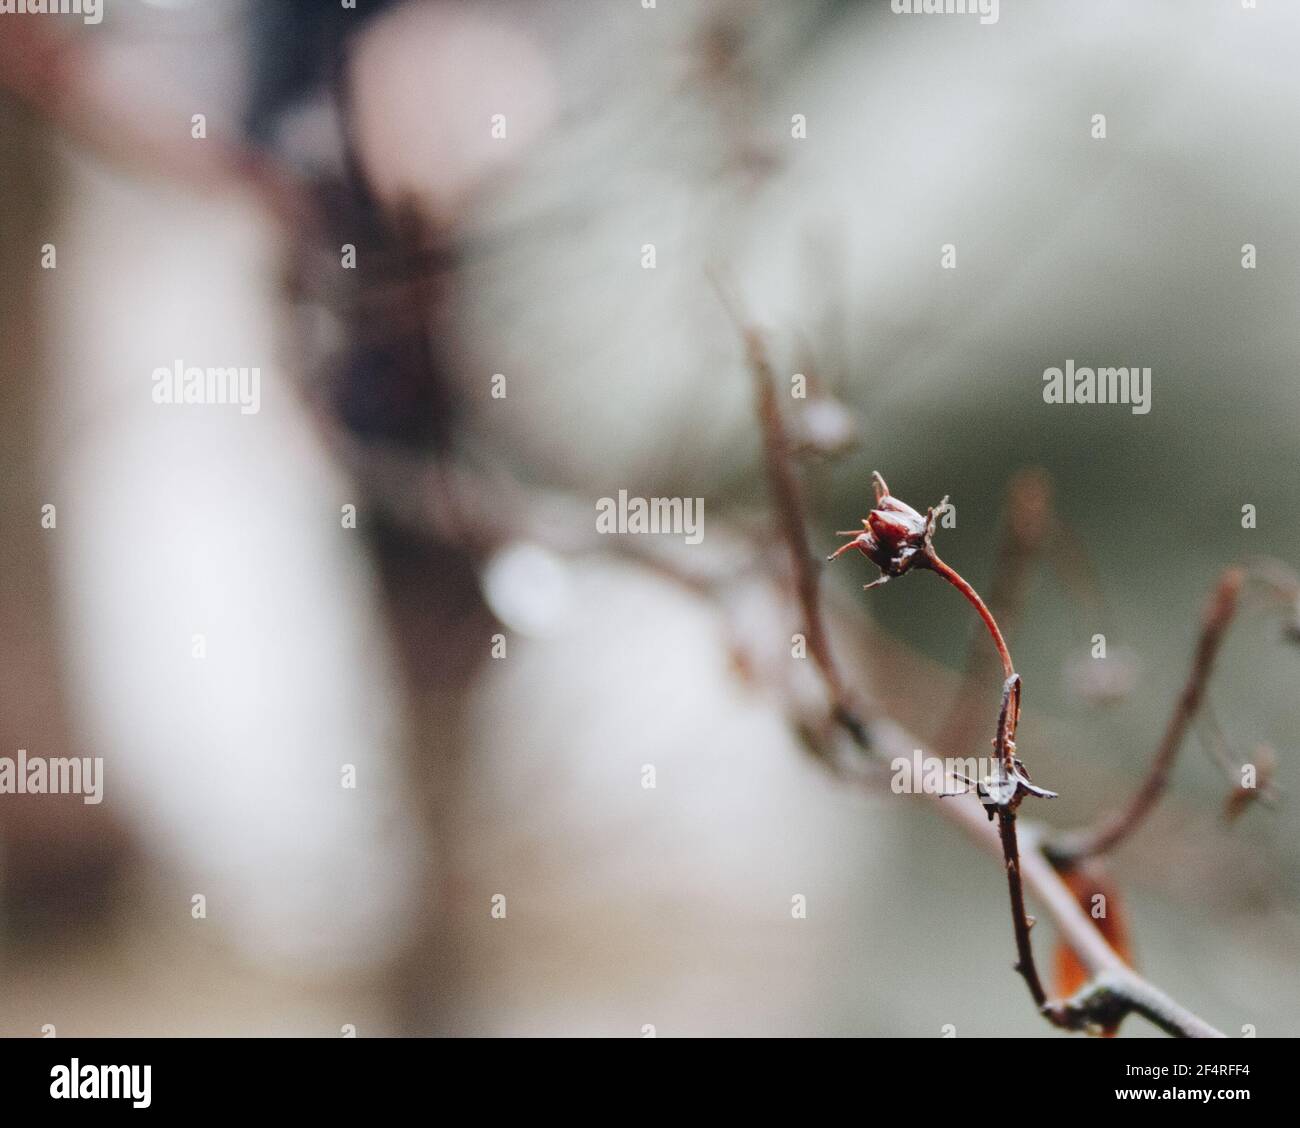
[936, 471, 1050, 760]
[925, 551, 1015, 683]
[925, 547, 1052, 1011]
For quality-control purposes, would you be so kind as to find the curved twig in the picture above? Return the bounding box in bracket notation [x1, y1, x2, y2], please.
[1049, 567, 1244, 864]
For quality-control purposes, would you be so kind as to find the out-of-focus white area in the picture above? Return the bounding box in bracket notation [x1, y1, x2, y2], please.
[480, 541, 575, 638]
[42, 155, 425, 975]
[456, 556, 888, 1035]
[351, 2, 558, 219]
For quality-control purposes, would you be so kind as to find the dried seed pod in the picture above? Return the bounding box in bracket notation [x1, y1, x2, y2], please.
[827, 472, 933, 587]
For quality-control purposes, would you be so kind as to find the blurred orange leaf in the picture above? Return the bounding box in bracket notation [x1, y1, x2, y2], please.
[1053, 869, 1134, 1036]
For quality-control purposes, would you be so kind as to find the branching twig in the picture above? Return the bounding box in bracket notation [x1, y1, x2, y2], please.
[853, 705, 1224, 1037]
[9, 15, 1235, 1040]
[726, 296, 1225, 1037]
[317, 299, 1226, 1038]
[822, 462, 1066, 1011]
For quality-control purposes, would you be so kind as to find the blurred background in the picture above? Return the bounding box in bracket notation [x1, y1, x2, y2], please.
[1, 0, 1298, 1036]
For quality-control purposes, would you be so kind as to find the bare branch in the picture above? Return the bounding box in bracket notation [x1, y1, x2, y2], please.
[713, 277, 868, 743]
[989, 676, 1052, 1010]
[722, 305, 1216, 1035]
[858, 718, 1224, 1037]
[1050, 567, 1244, 864]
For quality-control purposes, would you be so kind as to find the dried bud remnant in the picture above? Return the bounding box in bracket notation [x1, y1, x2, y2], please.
[828, 472, 939, 588]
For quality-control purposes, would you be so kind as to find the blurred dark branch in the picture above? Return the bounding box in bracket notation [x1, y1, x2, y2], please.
[312, 409, 753, 604]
